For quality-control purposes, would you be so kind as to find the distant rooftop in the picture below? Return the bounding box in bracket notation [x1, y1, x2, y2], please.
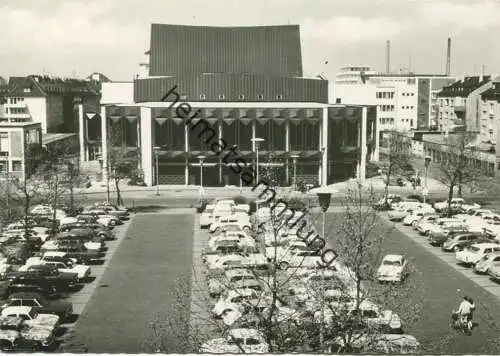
[42, 133, 77, 145]
[364, 73, 451, 78]
[438, 76, 491, 98]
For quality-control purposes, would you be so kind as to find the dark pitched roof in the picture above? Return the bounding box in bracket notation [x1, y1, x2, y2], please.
[438, 76, 491, 98]
[481, 81, 500, 101]
[7, 76, 46, 97]
[149, 24, 303, 77]
[6, 76, 100, 97]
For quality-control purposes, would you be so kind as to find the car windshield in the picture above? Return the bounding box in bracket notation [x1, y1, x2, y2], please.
[28, 309, 38, 319]
[468, 246, 480, 253]
[383, 260, 401, 266]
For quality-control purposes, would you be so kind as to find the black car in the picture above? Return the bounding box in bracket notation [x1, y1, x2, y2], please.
[60, 223, 114, 240]
[55, 229, 106, 245]
[428, 230, 481, 246]
[54, 242, 103, 264]
[5, 264, 79, 292]
[1, 292, 73, 321]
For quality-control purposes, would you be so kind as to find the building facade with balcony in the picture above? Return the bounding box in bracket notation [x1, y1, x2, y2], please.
[2, 76, 101, 134]
[436, 76, 494, 133]
[333, 71, 455, 132]
[77, 24, 379, 187]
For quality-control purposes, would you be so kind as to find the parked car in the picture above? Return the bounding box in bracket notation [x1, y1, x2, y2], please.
[210, 215, 252, 234]
[329, 334, 421, 354]
[199, 328, 269, 353]
[0, 316, 49, 351]
[1, 292, 73, 321]
[22, 251, 92, 282]
[89, 204, 129, 220]
[388, 208, 418, 222]
[403, 212, 437, 226]
[455, 243, 500, 266]
[60, 223, 114, 241]
[0, 307, 58, 348]
[488, 263, 500, 281]
[473, 252, 500, 274]
[441, 233, 491, 252]
[200, 205, 215, 228]
[5, 264, 79, 292]
[377, 254, 409, 283]
[80, 210, 121, 226]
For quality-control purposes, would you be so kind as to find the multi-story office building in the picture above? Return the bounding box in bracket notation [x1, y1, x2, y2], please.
[334, 69, 455, 132]
[77, 24, 379, 187]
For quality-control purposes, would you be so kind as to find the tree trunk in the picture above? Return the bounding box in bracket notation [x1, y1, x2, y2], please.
[51, 177, 59, 236]
[115, 178, 122, 206]
[447, 183, 455, 217]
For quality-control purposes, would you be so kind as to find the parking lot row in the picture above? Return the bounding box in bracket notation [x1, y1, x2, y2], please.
[381, 213, 500, 299]
[59, 217, 134, 349]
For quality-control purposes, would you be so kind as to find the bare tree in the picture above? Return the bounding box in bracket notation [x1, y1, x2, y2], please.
[434, 132, 483, 216]
[108, 146, 138, 206]
[380, 131, 412, 203]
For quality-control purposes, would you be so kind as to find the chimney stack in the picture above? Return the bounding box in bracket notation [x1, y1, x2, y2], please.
[386, 40, 391, 74]
[446, 37, 451, 76]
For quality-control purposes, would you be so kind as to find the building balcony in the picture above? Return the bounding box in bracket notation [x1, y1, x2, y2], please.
[454, 105, 465, 112]
[5, 103, 26, 109]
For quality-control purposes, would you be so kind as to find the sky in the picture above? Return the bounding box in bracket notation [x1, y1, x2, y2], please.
[1, 0, 499, 81]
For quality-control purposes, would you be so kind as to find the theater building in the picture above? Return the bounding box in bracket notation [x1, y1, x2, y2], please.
[78, 24, 379, 187]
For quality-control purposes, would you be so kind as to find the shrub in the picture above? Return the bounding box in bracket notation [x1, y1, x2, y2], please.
[232, 196, 249, 205]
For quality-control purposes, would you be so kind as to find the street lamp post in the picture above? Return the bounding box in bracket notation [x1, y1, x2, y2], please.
[320, 147, 326, 186]
[316, 191, 332, 353]
[424, 156, 431, 204]
[290, 154, 299, 191]
[154, 146, 160, 196]
[197, 155, 206, 202]
[251, 138, 265, 182]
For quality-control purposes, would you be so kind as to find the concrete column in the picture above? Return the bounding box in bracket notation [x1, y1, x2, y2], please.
[185, 122, 189, 186]
[252, 121, 256, 151]
[321, 108, 328, 186]
[359, 107, 368, 182]
[78, 104, 85, 163]
[285, 121, 290, 152]
[140, 107, 153, 186]
[219, 123, 223, 184]
[100, 106, 108, 185]
[185, 158, 189, 185]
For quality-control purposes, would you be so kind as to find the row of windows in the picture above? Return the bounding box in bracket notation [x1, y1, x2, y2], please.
[379, 105, 395, 112]
[183, 93, 285, 101]
[402, 119, 414, 126]
[5, 108, 27, 114]
[402, 93, 415, 96]
[380, 118, 395, 125]
[376, 92, 395, 99]
[9, 97, 24, 104]
[0, 161, 23, 172]
[402, 106, 415, 110]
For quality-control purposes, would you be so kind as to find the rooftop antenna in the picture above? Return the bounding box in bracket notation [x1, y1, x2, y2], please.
[386, 40, 391, 74]
[446, 37, 451, 76]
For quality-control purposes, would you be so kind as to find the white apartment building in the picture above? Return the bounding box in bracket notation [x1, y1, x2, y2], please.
[436, 76, 496, 133]
[478, 80, 500, 146]
[333, 67, 455, 133]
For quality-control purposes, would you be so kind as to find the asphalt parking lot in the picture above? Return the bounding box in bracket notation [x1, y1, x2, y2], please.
[325, 213, 500, 354]
[60, 209, 195, 353]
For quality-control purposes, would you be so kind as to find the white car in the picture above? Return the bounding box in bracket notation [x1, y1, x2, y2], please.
[388, 208, 418, 222]
[82, 209, 120, 226]
[484, 224, 500, 239]
[403, 212, 438, 226]
[469, 209, 493, 217]
[481, 213, 500, 225]
[455, 243, 500, 266]
[330, 334, 421, 354]
[473, 252, 500, 274]
[212, 289, 260, 320]
[199, 328, 269, 353]
[319, 300, 402, 332]
[210, 215, 252, 234]
[22, 251, 91, 281]
[41, 239, 102, 253]
[208, 254, 267, 271]
[200, 205, 215, 228]
[377, 254, 409, 282]
[419, 218, 466, 236]
[1, 306, 59, 331]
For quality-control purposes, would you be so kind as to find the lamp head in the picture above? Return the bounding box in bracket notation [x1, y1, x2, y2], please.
[316, 192, 332, 213]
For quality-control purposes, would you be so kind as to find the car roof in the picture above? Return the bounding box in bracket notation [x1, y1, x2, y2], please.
[2, 306, 32, 315]
[43, 251, 67, 257]
[229, 328, 262, 339]
[225, 269, 253, 277]
[471, 243, 500, 249]
[8, 292, 44, 300]
[383, 254, 403, 261]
